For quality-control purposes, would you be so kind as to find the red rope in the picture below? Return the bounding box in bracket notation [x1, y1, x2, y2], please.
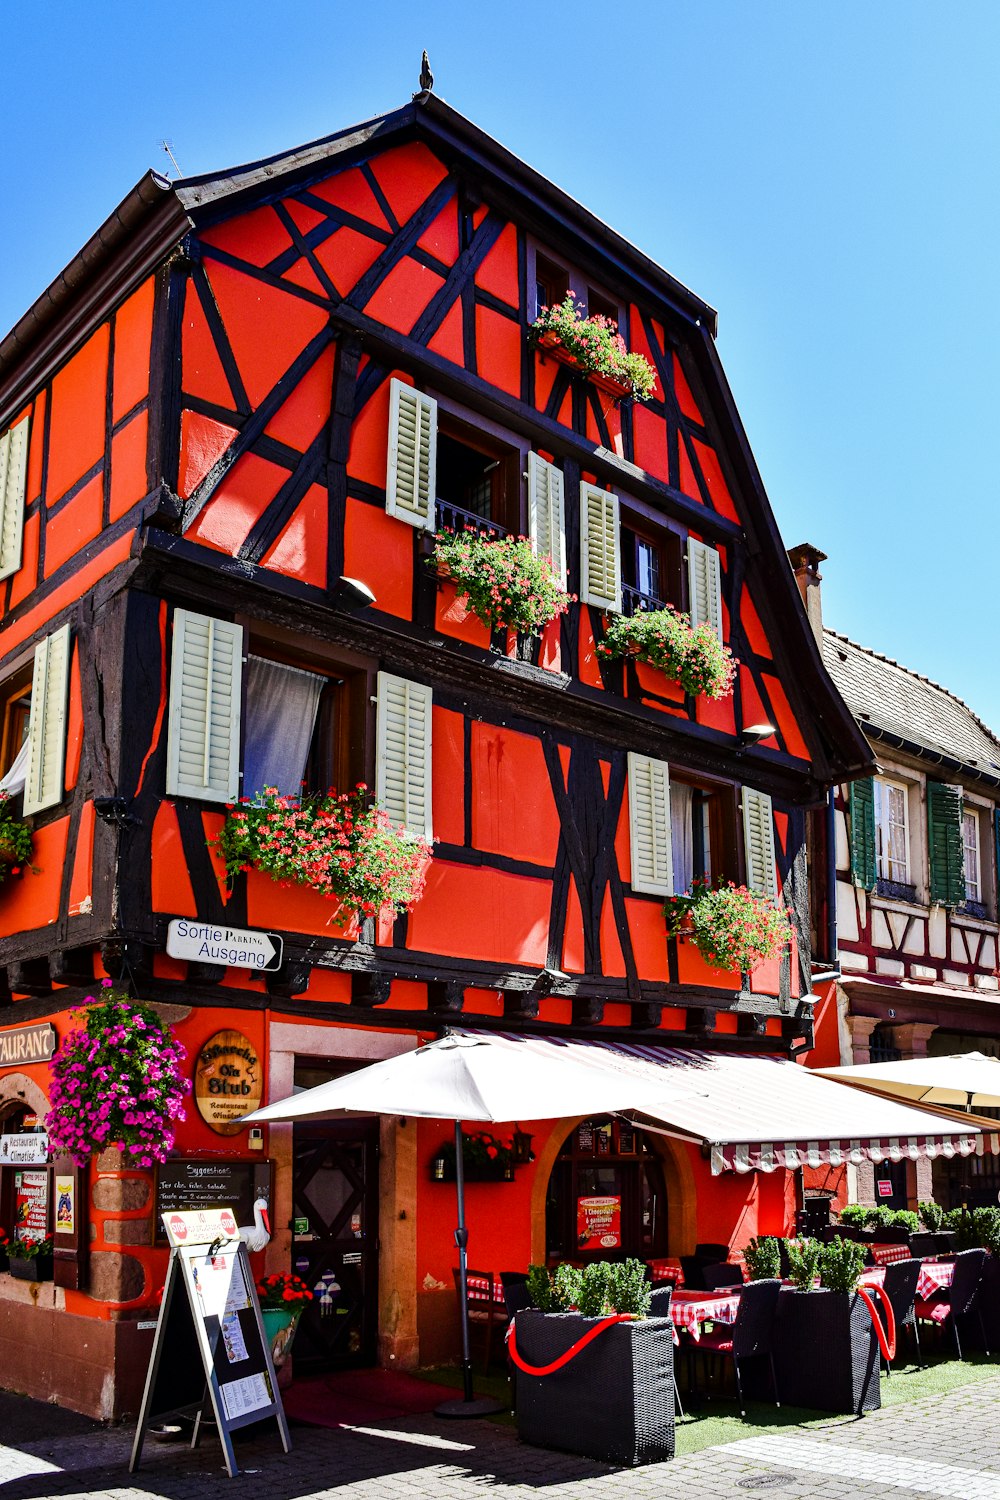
[507, 1314, 635, 1376]
[857, 1283, 896, 1362]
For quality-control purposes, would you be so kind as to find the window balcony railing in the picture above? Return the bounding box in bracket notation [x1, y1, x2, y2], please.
[434, 499, 510, 541]
[621, 583, 667, 617]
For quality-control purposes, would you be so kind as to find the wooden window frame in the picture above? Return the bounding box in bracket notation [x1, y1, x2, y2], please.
[620, 506, 685, 612]
[873, 776, 911, 887]
[0, 664, 32, 781]
[673, 770, 741, 888]
[433, 393, 529, 537]
[963, 806, 982, 905]
[525, 240, 624, 329]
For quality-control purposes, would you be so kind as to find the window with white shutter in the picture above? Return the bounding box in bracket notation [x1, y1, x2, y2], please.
[527, 453, 567, 586]
[0, 415, 30, 583]
[742, 787, 778, 898]
[386, 378, 437, 530]
[23, 623, 71, 816]
[580, 483, 621, 611]
[165, 610, 244, 803]
[375, 671, 433, 840]
[627, 751, 673, 896]
[687, 537, 723, 636]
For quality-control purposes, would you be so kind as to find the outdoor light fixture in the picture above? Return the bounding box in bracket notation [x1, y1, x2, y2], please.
[737, 722, 776, 752]
[332, 575, 377, 610]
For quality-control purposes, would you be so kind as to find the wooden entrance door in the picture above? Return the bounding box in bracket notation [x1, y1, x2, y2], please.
[291, 1119, 379, 1369]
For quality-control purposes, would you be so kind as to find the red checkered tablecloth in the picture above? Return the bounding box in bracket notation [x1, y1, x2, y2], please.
[871, 1242, 912, 1266]
[647, 1259, 682, 1286]
[861, 1261, 954, 1300]
[670, 1288, 742, 1342]
[466, 1274, 505, 1306]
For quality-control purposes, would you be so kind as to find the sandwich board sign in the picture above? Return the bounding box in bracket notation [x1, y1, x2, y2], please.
[130, 1207, 291, 1479]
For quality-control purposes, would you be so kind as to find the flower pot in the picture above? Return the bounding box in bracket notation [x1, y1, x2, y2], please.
[514, 1309, 675, 1465]
[0, 1249, 8, 1273]
[534, 334, 633, 401]
[770, 1288, 879, 1414]
[9, 1254, 53, 1282]
[261, 1306, 303, 1368]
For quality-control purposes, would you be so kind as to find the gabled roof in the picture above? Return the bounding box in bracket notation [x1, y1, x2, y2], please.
[823, 629, 1000, 784]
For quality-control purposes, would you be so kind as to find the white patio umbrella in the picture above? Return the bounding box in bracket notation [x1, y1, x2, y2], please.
[240, 1030, 683, 1416]
[818, 1052, 1000, 1113]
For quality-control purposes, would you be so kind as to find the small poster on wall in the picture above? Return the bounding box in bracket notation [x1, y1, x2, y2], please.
[577, 1195, 622, 1252]
[876, 1178, 894, 1199]
[55, 1176, 75, 1235]
[14, 1170, 49, 1240]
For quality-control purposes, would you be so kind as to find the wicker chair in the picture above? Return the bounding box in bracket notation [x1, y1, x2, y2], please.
[499, 1271, 531, 1319]
[679, 1255, 707, 1291]
[695, 1243, 731, 1263]
[692, 1277, 782, 1418]
[702, 1262, 746, 1290]
[648, 1282, 685, 1418]
[880, 1257, 922, 1372]
[915, 1248, 988, 1360]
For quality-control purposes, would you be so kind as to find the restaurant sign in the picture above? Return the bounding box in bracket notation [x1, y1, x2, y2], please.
[194, 1030, 263, 1137]
[0, 1023, 56, 1067]
[0, 1132, 49, 1165]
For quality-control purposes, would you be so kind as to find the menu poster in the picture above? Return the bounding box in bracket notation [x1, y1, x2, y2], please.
[595, 1123, 612, 1157]
[55, 1175, 75, 1235]
[14, 1170, 49, 1241]
[577, 1194, 622, 1252]
[876, 1178, 894, 1199]
[576, 1123, 594, 1154]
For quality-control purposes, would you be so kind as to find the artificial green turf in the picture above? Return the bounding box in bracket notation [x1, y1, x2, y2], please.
[416, 1353, 1000, 1453]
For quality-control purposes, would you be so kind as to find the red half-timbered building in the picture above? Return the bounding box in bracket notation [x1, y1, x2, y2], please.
[0, 95, 871, 1414]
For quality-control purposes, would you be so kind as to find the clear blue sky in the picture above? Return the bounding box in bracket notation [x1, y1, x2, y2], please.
[3, 3, 998, 728]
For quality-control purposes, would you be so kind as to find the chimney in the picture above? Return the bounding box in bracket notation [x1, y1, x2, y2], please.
[787, 542, 827, 647]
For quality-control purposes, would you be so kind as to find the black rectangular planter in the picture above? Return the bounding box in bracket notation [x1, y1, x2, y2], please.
[8, 1255, 53, 1282]
[771, 1289, 880, 1415]
[514, 1310, 675, 1466]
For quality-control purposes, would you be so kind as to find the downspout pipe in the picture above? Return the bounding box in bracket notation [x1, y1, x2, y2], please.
[826, 787, 838, 969]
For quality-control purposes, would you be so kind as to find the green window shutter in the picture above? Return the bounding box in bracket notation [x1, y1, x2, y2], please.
[848, 778, 876, 890]
[927, 780, 965, 908]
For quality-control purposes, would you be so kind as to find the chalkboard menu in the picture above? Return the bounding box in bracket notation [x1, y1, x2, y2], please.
[154, 1160, 272, 1244]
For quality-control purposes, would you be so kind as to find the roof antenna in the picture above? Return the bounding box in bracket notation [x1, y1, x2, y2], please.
[414, 50, 434, 100]
[161, 139, 183, 178]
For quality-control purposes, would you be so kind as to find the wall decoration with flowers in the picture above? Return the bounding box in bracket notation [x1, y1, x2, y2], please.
[213, 785, 431, 920]
[598, 607, 736, 699]
[430, 1130, 517, 1183]
[528, 293, 658, 403]
[45, 984, 189, 1168]
[430, 530, 573, 644]
[664, 879, 791, 975]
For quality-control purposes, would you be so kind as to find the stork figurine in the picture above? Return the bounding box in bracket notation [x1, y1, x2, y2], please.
[238, 1196, 271, 1253]
[414, 50, 434, 100]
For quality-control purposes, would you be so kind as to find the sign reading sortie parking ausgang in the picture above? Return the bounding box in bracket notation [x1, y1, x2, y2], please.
[0, 1023, 56, 1066]
[166, 919, 283, 972]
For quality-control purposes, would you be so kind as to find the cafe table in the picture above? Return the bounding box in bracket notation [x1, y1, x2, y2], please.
[670, 1287, 742, 1341]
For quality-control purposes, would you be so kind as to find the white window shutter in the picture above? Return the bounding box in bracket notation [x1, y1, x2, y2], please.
[580, 482, 622, 611]
[24, 623, 71, 816]
[375, 671, 433, 840]
[687, 537, 723, 636]
[742, 787, 778, 898]
[386, 378, 437, 530]
[166, 609, 243, 803]
[527, 453, 567, 586]
[627, 751, 673, 896]
[0, 415, 29, 582]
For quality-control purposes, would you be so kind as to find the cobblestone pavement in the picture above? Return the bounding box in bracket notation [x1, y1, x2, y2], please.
[2, 1375, 1000, 1500]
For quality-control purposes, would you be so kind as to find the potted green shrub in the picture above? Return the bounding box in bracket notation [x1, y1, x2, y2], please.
[529, 294, 658, 402]
[743, 1236, 781, 1281]
[598, 607, 736, 699]
[771, 1236, 879, 1415]
[8, 1235, 54, 1282]
[256, 1273, 314, 1369]
[513, 1258, 674, 1465]
[664, 879, 791, 975]
[918, 1200, 945, 1233]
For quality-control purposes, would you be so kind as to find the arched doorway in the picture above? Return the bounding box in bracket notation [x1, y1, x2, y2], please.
[543, 1117, 670, 1262]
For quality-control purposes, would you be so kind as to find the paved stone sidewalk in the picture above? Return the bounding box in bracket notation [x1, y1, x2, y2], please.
[1, 1374, 1000, 1499]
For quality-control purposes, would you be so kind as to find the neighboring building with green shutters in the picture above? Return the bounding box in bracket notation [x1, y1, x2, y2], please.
[790, 543, 1000, 1211]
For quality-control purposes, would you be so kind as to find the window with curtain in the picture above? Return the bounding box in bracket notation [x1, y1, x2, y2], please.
[243, 656, 326, 799]
[669, 782, 714, 893]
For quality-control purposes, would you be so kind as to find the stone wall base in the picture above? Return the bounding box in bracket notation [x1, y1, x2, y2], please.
[0, 1293, 155, 1420]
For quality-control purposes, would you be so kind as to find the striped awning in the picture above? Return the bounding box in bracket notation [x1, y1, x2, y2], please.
[493, 1035, 1000, 1175]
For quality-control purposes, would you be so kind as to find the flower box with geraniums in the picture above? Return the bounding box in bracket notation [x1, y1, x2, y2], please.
[8, 1235, 54, 1282]
[430, 1130, 517, 1183]
[664, 879, 791, 975]
[46, 983, 189, 1169]
[512, 1259, 674, 1465]
[0, 792, 33, 885]
[597, 606, 736, 699]
[256, 1273, 314, 1368]
[429, 529, 573, 656]
[770, 1237, 881, 1415]
[528, 294, 658, 404]
[213, 784, 431, 924]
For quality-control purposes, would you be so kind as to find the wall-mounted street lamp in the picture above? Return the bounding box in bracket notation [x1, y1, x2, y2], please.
[737, 722, 776, 754]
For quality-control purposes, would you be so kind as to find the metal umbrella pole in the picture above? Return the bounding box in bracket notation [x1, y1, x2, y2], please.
[435, 1121, 504, 1417]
